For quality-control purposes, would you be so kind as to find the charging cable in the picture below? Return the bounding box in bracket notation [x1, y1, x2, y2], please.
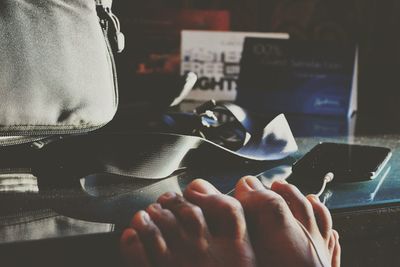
[315, 172, 334, 198]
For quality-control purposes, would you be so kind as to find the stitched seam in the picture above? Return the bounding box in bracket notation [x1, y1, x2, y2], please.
[0, 215, 59, 227]
[0, 124, 93, 127]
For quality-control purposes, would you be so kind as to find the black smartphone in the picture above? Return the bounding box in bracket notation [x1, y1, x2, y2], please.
[292, 142, 392, 183]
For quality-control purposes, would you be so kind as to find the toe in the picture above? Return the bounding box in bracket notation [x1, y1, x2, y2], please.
[234, 176, 267, 200]
[155, 192, 213, 266]
[235, 178, 309, 267]
[157, 193, 209, 244]
[146, 203, 181, 249]
[185, 180, 257, 267]
[331, 230, 341, 267]
[184, 182, 247, 240]
[235, 176, 293, 229]
[235, 177, 334, 267]
[271, 181, 316, 231]
[183, 179, 220, 199]
[307, 194, 333, 240]
[328, 231, 336, 255]
[120, 228, 151, 267]
[130, 211, 169, 266]
[204, 195, 246, 239]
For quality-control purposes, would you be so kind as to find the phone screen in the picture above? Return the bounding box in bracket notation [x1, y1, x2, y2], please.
[292, 142, 392, 182]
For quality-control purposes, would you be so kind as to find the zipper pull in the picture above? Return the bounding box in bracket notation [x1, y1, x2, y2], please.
[115, 31, 125, 53]
[31, 136, 64, 149]
[110, 12, 125, 53]
[96, 3, 125, 53]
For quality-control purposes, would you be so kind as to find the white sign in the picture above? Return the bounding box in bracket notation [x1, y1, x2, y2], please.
[181, 30, 289, 101]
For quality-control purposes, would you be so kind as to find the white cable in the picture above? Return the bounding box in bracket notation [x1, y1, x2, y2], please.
[315, 172, 334, 197]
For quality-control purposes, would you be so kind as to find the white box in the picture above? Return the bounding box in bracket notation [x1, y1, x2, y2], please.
[181, 30, 289, 101]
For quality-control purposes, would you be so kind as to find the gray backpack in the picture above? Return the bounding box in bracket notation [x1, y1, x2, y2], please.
[0, 0, 123, 146]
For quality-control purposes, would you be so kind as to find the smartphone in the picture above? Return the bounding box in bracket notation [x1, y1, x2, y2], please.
[292, 142, 392, 183]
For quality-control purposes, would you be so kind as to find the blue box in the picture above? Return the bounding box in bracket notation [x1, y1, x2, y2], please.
[236, 38, 358, 117]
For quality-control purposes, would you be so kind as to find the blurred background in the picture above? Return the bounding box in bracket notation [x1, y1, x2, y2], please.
[112, 0, 400, 121]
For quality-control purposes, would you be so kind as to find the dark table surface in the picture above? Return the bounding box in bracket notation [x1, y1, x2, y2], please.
[0, 113, 399, 267]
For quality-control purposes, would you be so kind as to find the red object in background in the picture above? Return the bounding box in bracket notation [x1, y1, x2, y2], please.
[177, 9, 230, 31]
[127, 8, 230, 35]
[117, 8, 230, 75]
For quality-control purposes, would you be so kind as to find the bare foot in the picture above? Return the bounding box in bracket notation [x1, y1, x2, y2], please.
[235, 176, 341, 267]
[120, 181, 256, 267]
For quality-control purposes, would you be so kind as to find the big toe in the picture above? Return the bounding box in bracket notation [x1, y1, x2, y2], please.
[184, 179, 247, 240]
[234, 176, 292, 228]
[184, 179, 220, 198]
[235, 176, 298, 234]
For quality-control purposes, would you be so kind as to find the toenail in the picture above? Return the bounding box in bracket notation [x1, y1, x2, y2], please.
[189, 180, 219, 194]
[160, 192, 176, 200]
[333, 230, 339, 240]
[140, 211, 151, 225]
[149, 203, 162, 212]
[123, 229, 137, 245]
[244, 176, 264, 190]
[309, 194, 321, 202]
